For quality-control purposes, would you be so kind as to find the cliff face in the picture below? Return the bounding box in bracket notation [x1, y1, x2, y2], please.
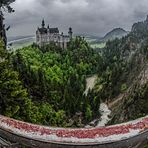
[98, 17, 148, 124]
[109, 18, 148, 124]
[110, 63, 148, 124]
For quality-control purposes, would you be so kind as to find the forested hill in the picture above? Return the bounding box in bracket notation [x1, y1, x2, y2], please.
[0, 16, 148, 128]
[100, 28, 128, 42]
[0, 37, 104, 127]
[93, 16, 148, 124]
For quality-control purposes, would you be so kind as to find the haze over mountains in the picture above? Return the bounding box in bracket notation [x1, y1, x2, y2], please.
[6, 0, 148, 37]
[7, 27, 129, 50]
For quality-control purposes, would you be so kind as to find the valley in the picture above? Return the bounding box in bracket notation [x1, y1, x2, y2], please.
[2, 16, 147, 129]
[8, 27, 127, 51]
[0, 0, 148, 147]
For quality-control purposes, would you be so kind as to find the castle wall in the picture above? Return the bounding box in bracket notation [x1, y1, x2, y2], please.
[36, 27, 70, 49]
[0, 115, 148, 148]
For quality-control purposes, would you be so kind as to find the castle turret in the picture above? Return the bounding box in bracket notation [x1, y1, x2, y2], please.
[47, 25, 50, 33]
[68, 27, 73, 39]
[42, 19, 45, 28]
[36, 19, 73, 49]
[145, 15, 148, 23]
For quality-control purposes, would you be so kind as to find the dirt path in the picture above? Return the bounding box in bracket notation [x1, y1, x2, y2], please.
[83, 75, 98, 96]
[108, 94, 124, 109]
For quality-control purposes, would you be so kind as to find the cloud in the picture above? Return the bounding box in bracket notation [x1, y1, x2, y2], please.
[4, 0, 148, 37]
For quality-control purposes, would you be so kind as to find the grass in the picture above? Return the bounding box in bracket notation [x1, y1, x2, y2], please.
[90, 43, 106, 49]
[85, 38, 97, 43]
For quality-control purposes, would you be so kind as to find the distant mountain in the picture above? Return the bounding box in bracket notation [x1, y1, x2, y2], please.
[100, 28, 128, 42]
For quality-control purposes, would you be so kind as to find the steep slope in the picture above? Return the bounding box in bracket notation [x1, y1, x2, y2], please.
[11, 37, 103, 127]
[109, 19, 148, 124]
[93, 16, 148, 125]
[110, 55, 148, 124]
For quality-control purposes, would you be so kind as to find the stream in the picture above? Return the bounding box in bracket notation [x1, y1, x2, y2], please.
[84, 75, 111, 127]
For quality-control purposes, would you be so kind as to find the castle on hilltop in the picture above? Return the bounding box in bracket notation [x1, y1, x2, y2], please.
[36, 20, 73, 49]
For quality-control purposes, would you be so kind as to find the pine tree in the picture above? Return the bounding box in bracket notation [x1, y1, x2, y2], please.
[0, 40, 31, 119]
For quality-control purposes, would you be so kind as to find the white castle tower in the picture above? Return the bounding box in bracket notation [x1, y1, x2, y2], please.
[36, 19, 73, 49]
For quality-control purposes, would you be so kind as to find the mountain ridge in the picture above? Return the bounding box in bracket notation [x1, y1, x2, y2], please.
[100, 28, 128, 42]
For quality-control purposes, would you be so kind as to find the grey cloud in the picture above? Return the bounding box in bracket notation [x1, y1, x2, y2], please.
[4, 0, 148, 37]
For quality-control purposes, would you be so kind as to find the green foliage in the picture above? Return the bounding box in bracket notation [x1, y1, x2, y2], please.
[0, 39, 68, 126]
[144, 144, 148, 148]
[0, 40, 32, 120]
[93, 18, 148, 124]
[94, 30, 148, 102]
[1, 16, 148, 128]
[11, 37, 102, 127]
[85, 105, 93, 121]
[120, 83, 127, 92]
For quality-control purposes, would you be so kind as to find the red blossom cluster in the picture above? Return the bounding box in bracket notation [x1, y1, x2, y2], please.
[0, 116, 148, 140]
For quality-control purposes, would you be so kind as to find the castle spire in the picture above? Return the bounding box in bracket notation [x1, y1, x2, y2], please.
[68, 27, 73, 39]
[146, 15, 148, 22]
[42, 19, 45, 28]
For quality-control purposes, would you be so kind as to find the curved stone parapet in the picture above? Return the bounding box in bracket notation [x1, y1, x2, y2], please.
[0, 115, 148, 147]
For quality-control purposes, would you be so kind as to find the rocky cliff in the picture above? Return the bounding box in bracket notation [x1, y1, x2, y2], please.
[94, 16, 148, 124]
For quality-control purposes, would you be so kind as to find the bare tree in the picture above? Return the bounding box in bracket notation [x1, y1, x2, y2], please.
[0, 0, 15, 48]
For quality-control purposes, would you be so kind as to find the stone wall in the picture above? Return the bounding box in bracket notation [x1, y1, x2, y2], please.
[0, 115, 148, 148]
[0, 128, 147, 148]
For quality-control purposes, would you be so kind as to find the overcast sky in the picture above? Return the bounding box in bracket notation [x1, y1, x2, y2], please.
[4, 0, 148, 37]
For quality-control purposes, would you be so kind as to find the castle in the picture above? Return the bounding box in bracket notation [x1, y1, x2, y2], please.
[36, 20, 72, 48]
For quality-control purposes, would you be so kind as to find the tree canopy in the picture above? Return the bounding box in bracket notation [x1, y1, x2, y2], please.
[11, 37, 102, 127]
